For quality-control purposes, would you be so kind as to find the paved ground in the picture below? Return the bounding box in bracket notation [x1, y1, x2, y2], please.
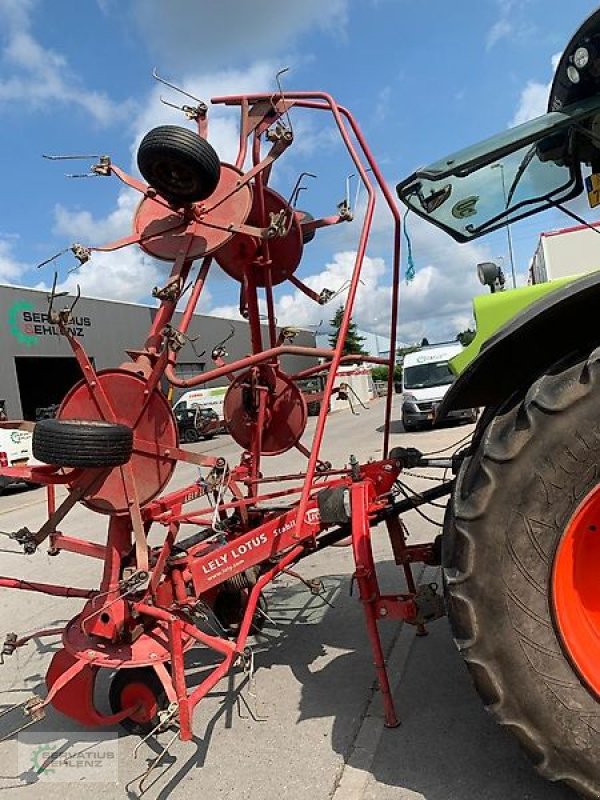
[0, 397, 577, 799]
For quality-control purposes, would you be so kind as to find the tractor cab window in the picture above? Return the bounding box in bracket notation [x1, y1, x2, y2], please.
[397, 94, 600, 242]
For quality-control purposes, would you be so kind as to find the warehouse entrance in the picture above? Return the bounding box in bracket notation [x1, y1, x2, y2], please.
[15, 356, 90, 421]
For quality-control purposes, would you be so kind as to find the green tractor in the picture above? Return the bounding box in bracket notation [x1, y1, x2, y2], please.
[397, 8, 600, 797]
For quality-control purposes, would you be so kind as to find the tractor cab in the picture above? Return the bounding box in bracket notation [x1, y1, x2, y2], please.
[397, 9, 600, 243]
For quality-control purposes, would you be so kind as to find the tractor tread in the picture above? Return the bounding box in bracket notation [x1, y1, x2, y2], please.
[444, 348, 600, 798]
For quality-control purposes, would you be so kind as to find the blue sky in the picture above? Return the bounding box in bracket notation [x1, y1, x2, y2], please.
[1, 0, 599, 351]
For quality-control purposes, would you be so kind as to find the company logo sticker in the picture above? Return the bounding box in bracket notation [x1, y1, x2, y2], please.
[7, 301, 37, 347]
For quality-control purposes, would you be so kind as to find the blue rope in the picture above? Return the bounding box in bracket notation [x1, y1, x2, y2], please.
[403, 207, 415, 283]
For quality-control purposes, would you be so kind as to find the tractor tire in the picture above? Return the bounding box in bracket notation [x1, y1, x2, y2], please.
[443, 350, 600, 798]
[33, 419, 133, 468]
[137, 125, 221, 205]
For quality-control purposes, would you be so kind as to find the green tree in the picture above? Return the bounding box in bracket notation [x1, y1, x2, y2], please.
[328, 305, 367, 356]
[371, 364, 402, 382]
[456, 328, 476, 346]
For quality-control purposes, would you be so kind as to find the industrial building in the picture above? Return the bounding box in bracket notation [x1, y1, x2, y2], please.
[529, 219, 600, 283]
[0, 284, 317, 420]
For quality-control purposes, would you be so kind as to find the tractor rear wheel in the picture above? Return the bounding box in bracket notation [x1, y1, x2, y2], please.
[137, 125, 221, 205]
[443, 350, 600, 798]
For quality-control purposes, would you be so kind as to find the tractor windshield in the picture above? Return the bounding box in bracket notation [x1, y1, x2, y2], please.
[397, 94, 600, 242]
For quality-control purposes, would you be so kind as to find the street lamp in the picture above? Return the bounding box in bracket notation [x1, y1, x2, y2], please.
[491, 163, 517, 289]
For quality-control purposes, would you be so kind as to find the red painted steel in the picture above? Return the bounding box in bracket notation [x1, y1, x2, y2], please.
[0, 88, 445, 752]
[215, 186, 303, 285]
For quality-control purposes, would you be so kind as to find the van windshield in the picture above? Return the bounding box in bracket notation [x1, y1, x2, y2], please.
[403, 361, 455, 390]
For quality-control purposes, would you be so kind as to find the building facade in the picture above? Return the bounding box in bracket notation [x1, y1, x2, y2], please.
[0, 285, 317, 420]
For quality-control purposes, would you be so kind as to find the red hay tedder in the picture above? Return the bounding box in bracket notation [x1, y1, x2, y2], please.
[6, 8, 600, 796]
[0, 85, 446, 758]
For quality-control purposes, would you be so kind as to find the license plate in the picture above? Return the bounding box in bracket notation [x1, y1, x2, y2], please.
[586, 173, 600, 208]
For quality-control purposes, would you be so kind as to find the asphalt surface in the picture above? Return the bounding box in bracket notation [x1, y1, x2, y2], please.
[0, 397, 578, 799]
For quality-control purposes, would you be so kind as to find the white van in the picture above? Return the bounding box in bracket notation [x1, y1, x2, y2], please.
[172, 386, 227, 418]
[401, 343, 477, 431]
[0, 426, 35, 491]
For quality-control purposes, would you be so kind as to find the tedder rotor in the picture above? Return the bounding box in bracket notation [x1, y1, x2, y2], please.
[0, 84, 449, 764]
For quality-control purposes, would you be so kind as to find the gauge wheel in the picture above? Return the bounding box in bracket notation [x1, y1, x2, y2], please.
[109, 667, 168, 736]
[33, 419, 133, 468]
[443, 350, 600, 798]
[137, 125, 221, 204]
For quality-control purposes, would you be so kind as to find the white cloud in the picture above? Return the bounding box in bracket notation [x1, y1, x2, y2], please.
[49, 188, 163, 302]
[0, 2, 134, 125]
[486, 18, 512, 51]
[131, 62, 279, 168]
[38, 248, 162, 304]
[132, 0, 348, 71]
[54, 189, 140, 244]
[510, 51, 562, 126]
[0, 238, 27, 282]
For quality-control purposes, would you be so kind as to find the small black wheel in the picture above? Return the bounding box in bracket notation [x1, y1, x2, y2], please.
[109, 667, 168, 736]
[402, 418, 417, 432]
[295, 210, 316, 244]
[182, 428, 199, 443]
[137, 125, 221, 204]
[0, 476, 12, 493]
[32, 419, 133, 468]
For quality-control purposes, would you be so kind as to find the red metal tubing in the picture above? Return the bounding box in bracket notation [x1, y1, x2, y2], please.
[0, 577, 95, 599]
[336, 104, 402, 458]
[48, 534, 106, 561]
[165, 344, 334, 388]
[291, 354, 388, 381]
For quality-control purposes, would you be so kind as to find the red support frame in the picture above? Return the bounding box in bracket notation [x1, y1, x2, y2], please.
[0, 87, 443, 748]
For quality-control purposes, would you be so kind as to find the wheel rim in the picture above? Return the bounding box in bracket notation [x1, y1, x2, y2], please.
[153, 158, 198, 196]
[119, 682, 159, 724]
[552, 482, 600, 697]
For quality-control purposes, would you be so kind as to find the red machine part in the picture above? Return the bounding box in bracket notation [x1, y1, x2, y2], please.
[134, 163, 252, 262]
[215, 186, 303, 285]
[58, 369, 178, 514]
[552, 483, 600, 697]
[223, 367, 307, 455]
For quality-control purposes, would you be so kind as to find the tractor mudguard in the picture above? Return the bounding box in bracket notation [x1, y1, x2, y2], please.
[438, 270, 600, 417]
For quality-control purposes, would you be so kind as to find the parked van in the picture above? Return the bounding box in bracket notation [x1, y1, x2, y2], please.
[0, 425, 36, 491]
[172, 387, 227, 418]
[401, 343, 478, 431]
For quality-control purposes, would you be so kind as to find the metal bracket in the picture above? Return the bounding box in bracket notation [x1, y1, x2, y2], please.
[413, 583, 445, 625]
[153, 67, 208, 122]
[0, 633, 17, 664]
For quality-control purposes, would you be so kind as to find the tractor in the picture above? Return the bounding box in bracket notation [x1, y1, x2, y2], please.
[397, 7, 600, 796]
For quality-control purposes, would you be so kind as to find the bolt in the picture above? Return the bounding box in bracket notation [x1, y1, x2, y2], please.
[379, 607, 388, 617]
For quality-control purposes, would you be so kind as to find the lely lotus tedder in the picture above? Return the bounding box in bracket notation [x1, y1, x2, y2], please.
[4, 7, 600, 796]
